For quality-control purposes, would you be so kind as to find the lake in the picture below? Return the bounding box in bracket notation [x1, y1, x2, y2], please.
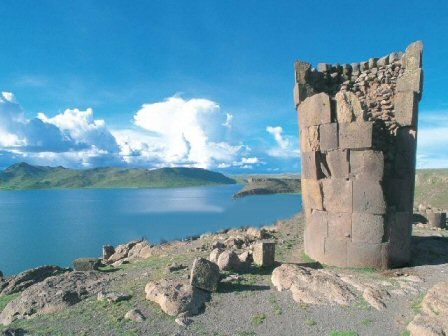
[0, 185, 301, 275]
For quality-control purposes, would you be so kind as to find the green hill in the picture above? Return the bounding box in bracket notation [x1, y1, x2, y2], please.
[0, 163, 236, 190]
[414, 168, 448, 209]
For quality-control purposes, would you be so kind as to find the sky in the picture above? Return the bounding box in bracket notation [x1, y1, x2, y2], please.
[0, 0, 446, 173]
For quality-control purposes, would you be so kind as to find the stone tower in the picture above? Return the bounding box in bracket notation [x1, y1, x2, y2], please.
[295, 41, 423, 269]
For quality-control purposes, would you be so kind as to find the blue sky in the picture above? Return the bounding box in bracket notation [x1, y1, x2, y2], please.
[0, 0, 446, 172]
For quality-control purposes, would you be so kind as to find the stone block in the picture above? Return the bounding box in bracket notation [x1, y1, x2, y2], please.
[327, 212, 351, 239]
[319, 123, 338, 151]
[368, 58, 378, 68]
[351, 63, 360, 72]
[377, 55, 389, 67]
[394, 91, 418, 126]
[301, 126, 320, 153]
[295, 61, 311, 84]
[350, 150, 384, 181]
[427, 211, 447, 229]
[307, 210, 328, 238]
[394, 127, 417, 178]
[299, 92, 332, 127]
[387, 212, 412, 244]
[326, 150, 349, 178]
[304, 227, 325, 261]
[351, 213, 384, 244]
[347, 242, 384, 268]
[73, 258, 101, 271]
[397, 69, 423, 96]
[301, 151, 324, 179]
[385, 178, 413, 212]
[317, 63, 330, 72]
[323, 238, 347, 267]
[190, 258, 220, 292]
[294, 83, 315, 106]
[352, 179, 386, 214]
[253, 241, 275, 267]
[388, 240, 410, 268]
[339, 122, 373, 149]
[301, 179, 323, 211]
[322, 178, 352, 213]
[404, 40, 423, 70]
[335, 91, 364, 123]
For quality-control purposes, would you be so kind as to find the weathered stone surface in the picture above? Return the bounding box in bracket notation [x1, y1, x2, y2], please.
[145, 280, 208, 317]
[362, 287, 388, 310]
[190, 258, 220, 292]
[0, 271, 106, 325]
[350, 150, 384, 180]
[319, 123, 338, 151]
[339, 122, 373, 149]
[104, 240, 151, 264]
[102, 245, 115, 260]
[395, 91, 418, 126]
[407, 282, 448, 336]
[426, 211, 447, 229]
[323, 237, 348, 267]
[217, 250, 241, 271]
[73, 258, 101, 271]
[397, 68, 423, 95]
[385, 178, 413, 212]
[352, 179, 385, 214]
[1, 265, 69, 295]
[301, 126, 319, 152]
[347, 242, 385, 268]
[326, 150, 349, 178]
[301, 151, 324, 180]
[253, 241, 276, 267]
[124, 309, 145, 322]
[322, 179, 352, 213]
[327, 212, 351, 240]
[294, 61, 311, 84]
[209, 248, 223, 264]
[301, 178, 323, 211]
[404, 40, 423, 70]
[351, 213, 384, 243]
[271, 264, 357, 305]
[97, 291, 131, 303]
[299, 92, 331, 127]
[335, 91, 364, 122]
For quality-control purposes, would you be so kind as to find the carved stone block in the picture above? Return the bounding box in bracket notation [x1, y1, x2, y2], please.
[301, 126, 320, 153]
[322, 178, 352, 213]
[319, 123, 338, 151]
[326, 150, 349, 178]
[395, 91, 418, 126]
[351, 213, 384, 244]
[352, 179, 385, 214]
[301, 179, 323, 211]
[327, 212, 351, 240]
[339, 122, 373, 149]
[299, 92, 332, 127]
[350, 150, 384, 181]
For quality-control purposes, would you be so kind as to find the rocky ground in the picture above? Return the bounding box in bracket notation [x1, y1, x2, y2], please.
[0, 213, 447, 336]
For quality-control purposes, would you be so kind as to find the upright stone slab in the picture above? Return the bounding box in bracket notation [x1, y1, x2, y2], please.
[295, 41, 423, 269]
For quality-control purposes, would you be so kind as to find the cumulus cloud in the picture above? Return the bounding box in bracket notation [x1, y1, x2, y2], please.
[0, 93, 248, 170]
[266, 126, 299, 158]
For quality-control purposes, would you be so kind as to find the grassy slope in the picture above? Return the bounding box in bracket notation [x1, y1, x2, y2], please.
[414, 168, 448, 209]
[0, 163, 236, 190]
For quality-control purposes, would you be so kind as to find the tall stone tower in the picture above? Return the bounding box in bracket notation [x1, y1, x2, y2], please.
[295, 41, 423, 269]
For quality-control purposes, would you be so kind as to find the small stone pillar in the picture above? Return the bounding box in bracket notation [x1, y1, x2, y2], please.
[427, 211, 447, 229]
[294, 41, 423, 269]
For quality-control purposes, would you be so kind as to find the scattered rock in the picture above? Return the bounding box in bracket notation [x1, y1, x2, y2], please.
[73, 258, 101, 271]
[407, 282, 448, 336]
[253, 241, 276, 267]
[124, 309, 145, 322]
[2, 328, 26, 336]
[104, 240, 151, 264]
[97, 291, 131, 303]
[220, 274, 242, 283]
[0, 265, 69, 295]
[209, 248, 223, 264]
[271, 264, 357, 306]
[246, 227, 268, 239]
[190, 258, 220, 292]
[167, 263, 187, 273]
[145, 280, 208, 316]
[175, 313, 193, 327]
[224, 236, 244, 249]
[217, 250, 241, 271]
[238, 251, 252, 264]
[211, 240, 225, 249]
[362, 287, 388, 310]
[0, 271, 106, 325]
[102, 245, 115, 260]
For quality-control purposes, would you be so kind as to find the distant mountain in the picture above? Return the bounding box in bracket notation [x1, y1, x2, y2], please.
[0, 162, 236, 190]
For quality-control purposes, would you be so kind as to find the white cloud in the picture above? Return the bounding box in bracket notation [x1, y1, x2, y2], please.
[266, 126, 299, 158]
[223, 113, 233, 128]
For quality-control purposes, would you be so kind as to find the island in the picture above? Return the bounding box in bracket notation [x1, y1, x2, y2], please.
[233, 176, 301, 198]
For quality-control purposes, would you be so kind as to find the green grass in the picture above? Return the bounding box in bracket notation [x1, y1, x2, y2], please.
[251, 313, 267, 326]
[401, 331, 411, 336]
[330, 331, 359, 336]
[362, 318, 373, 326]
[237, 332, 257, 336]
[300, 252, 316, 264]
[268, 295, 283, 316]
[305, 319, 317, 326]
[411, 293, 426, 313]
[0, 163, 236, 190]
[0, 293, 20, 311]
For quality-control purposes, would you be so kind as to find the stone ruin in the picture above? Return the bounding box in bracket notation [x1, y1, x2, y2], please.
[294, 41, 423, 269]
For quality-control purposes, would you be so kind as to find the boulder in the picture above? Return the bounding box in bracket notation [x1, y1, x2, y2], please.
[253, 241, 276, 267]
[145, 280, 208, 316]
[166, 263, 187, 273]
[97, 291, 131, 303]
[124, 309, 145, 322]
[0, 271, 106, 325]
[102, 245, 115, 260]
[105, 240, 151, 264]
[407, 282, 448, 335]
[190, 258, 220, 292]
[246, 227, 268, 239]
[73, 258, 101, 271]
[209, 248, 223, 264]
[427, 211, 447, 229]
[238, 251, 252, 264]
[1, 265, 69, 295]
[217, 250, 241, 271]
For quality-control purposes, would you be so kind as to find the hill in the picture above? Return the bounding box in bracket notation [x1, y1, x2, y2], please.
[233, 176, 300, 198]
[0, 163, 236, 190]
[415, 168, 448, 209]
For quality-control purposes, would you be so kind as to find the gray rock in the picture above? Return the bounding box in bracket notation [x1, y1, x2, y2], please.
[0, 271, 106, 325]
[1, 265, 69, 295]
[102, 245, 115, 260]
[124, 309, 145, 322]
[190, 258, 220, 292]
[97, 290, 131, 303]
[73, 258, 101, 271]
[253, 241, 276, 267]
[217, 250, 241, 271]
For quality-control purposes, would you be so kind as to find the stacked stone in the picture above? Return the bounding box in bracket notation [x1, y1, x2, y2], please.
[294, 41, 423, 269]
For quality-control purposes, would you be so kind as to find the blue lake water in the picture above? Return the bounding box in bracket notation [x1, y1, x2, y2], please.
[0, 185, 301, 275]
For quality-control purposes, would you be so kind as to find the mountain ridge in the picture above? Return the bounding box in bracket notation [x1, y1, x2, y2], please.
[0, 162, 236, 190]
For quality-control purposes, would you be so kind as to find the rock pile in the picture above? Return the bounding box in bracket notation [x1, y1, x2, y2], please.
[295, 41, 424, 269]
[102, 239, 152, 266]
